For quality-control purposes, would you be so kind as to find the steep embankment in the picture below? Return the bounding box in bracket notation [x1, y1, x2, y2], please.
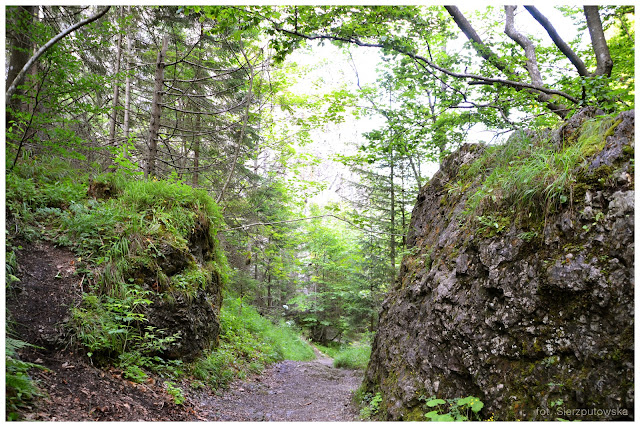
[364, 109, 634, 421]
[6, 166, 354, 421]
[6, 171, 227, 420]
[7, 240, 195, 421]
[6, 240, 359, 421]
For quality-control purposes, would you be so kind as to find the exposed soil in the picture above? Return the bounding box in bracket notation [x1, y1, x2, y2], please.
[193, 347, 361, 421]
[6, 240, 362, 421]
[7, 240, 195, 421]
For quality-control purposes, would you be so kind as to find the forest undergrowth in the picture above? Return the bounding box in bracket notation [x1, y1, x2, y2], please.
[5, 156, 322, 419]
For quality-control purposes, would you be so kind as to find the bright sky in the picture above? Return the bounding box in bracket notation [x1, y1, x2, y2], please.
[277, 5, 593, 207]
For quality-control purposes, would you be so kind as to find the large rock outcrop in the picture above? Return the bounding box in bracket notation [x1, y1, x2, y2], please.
[84, 180, 225, 362]
[365, 110, 634, 421]
[137, 214, 223, 361]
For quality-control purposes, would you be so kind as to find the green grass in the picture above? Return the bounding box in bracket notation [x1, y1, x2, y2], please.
[6, 156, 314, 395]
[316, 342, 371, 370]
[190, 296, 315, 389]
[456, 114, 620, 221]
[7, 158, 229, 378]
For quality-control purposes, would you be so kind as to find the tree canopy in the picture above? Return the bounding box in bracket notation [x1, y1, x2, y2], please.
[5, 5, 634, 344]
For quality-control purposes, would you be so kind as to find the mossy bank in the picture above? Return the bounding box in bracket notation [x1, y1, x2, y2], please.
[7, 167, 228, 364]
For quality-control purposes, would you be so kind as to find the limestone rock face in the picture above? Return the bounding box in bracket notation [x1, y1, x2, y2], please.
[365, 110, 634, 421]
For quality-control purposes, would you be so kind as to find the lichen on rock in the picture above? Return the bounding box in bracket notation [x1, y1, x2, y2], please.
[364, 109, 634, 421]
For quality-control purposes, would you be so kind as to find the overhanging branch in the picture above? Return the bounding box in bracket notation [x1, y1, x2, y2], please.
[270, 25, 579, 106]
[6, 6, 111, 103]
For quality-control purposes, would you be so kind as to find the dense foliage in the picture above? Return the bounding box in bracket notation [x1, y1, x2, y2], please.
[5, 5, 634, 419]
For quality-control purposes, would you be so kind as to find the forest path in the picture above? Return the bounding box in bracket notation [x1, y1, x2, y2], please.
[194, 346, 362, 421]
[7, 239, 361, 421]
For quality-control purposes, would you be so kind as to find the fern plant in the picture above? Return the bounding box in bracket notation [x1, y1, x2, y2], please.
[5, 337, 46, 420]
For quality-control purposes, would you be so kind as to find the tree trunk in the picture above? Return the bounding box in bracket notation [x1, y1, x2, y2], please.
[447, 5, 570, 118]
[6, 6, 111, 103]
[400, 173, 407, 248]
[6, 6, 35, 127]
[123, 6, 133, 147]
[145, 35, 169, 179]
[267, 269, 272, 308]
[504, 6, 543, 87]
[389, 146, 396, 286]
[192, 48, 204, 186]
[216, 46, 255, 204]
[444, 6, 514, 77]
[193, 113, 201, 186]
[370, 279, 376, 332]
[108, 10, 123, 153]
[503, 6, 570, 118]
[584, 6, 613, 77]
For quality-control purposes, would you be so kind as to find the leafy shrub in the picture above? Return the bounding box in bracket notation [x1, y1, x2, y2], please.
[5, 248, 20, 289]
[359, 391, 383, 419]
[5, 338, 45, 420]
[58, 200, 125, 257]
[423, 395, 485, 421]
[7, 156, 87, 216]
[70, 288, 150, 357]
[70, 286, 179, 361]
[164, 381, 185, 405]
[171, 265, 211, 294]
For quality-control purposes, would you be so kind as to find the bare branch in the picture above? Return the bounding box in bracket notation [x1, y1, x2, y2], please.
[159, 102, 242, 116]
[217, 46, 256, 205]
[6, 6, 111, 103]
[524, 5, 590, 77]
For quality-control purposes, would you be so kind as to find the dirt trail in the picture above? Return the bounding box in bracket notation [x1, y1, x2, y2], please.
[7, 240, 363, 421]
[7, 241, 193, 421]
[194, 346, 361, 421]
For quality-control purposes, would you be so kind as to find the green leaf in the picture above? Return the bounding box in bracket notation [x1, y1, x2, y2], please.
[425, 410, 441, 420]
[457, 396, 472, 406]
[435, 413, 455, 421]
[471, 400, 484, 413]
[427, 398, 447, 407]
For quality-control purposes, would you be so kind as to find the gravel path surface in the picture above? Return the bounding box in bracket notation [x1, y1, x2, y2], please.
[196, 348, 362, 421]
